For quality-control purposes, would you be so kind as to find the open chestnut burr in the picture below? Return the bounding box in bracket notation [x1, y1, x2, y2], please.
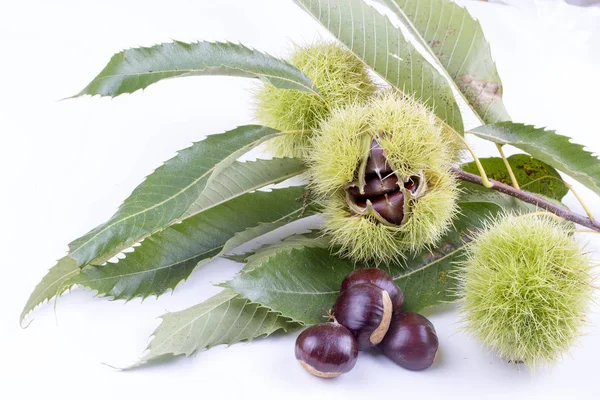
[332, 283, 393, 350]
[345, 139, 426, 226]
[295, 322, 358, 378]
[340, 268, 404, 313]
[377, 312, 439, 370]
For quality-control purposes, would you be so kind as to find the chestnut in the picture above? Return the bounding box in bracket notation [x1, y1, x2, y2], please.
[346, 174, 399, 199]
[295, 322, 358, 378]
[364, 139, 393, 177]
[340, 268, 404, 312]
[332, 283, 393, 350]
[377, 312, 439, 370]
[370, 191, 405, 225]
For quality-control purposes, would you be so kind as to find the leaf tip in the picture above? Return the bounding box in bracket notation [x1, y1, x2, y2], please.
[100, 361, 123, 371]
[19, 314, 34, 329]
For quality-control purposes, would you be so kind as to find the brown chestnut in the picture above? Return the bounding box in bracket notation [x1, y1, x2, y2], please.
[340, 268, 404, 313]
[377, 312, 439, 371]
[346, 174, 399, 199]
[364, 139, 393, 177]
[295, 323, 358, 378]
[369, 190, 406, 225]
[332, 283, 393, 350]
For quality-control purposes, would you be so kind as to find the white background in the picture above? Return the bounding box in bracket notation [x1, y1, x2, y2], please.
[1, 0, 600, 399]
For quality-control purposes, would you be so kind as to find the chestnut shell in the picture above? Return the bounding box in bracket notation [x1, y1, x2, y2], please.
[364, 139, 392, 176]
[295, 323, 358, 378]
[370, 190, 405, 225]
[377, 312, 439, 371]
[346, 174, 399, 198]
[332, 283, 393, 350]
[340, 268, 404, 313]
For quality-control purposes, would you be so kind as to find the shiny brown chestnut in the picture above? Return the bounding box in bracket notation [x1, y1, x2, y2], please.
[295, 322, 358, 378]
[340, 268, 404, 313]
[346, 174, 399, 199]
[377, 312, 439, 370]
[332, 283, 393, 350]
[364, 139, 392, 177]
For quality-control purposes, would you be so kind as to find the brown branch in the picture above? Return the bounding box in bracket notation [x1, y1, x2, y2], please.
[452, 167, 600, 232]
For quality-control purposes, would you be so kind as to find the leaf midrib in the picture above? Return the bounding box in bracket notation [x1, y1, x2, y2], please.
[77, 206, 309, 286]
[70, 165, 214, 260]
[182, 166, 308, 221]
[22, 268, 81, 322]
[73, 159, 306, 266]
[393, 245, 463, 281]
[264, 288, 339, 295]
[93, 68, 318, 95]
[148, 294, 236, 354]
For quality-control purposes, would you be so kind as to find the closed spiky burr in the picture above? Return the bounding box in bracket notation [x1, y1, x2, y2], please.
[457, 213, 594, 368]
[254, 42, 377, 159]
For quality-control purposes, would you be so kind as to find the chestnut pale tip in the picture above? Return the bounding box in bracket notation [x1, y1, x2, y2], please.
[369, 290, 392, 345]
[298, 360, 343, 379]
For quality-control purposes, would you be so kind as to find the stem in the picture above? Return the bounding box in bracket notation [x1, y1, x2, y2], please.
[495, 143, 520, 189]
[452, 167, 600, 232]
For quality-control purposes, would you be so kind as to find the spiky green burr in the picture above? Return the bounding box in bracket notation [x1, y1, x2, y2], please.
[254, 42, 376, 159]
[308, 92, 459, 264]
[457, 213, 594, 368]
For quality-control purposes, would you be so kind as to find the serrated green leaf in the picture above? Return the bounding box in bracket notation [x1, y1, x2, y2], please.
[376, 0, 509, 124]
[23, 128, 299, 321]
[20, 257, 80, 324]
[75, 41, 318, 98]
[471, 122, 600, 197]
[132, 289, 298, 368]
[219, 224, 324, 264]
[68, 125, 279, 268]
[184, 156, 306, 218]
[222, 199, 509, 325]
[237, 231, 328, 273]
[294, 0, 464, 133]
[68, 182, 315, 301]
[462, 154, 569, 201]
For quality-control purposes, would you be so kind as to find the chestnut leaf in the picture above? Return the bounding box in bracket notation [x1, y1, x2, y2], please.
[471, 122, 600, 197]
[294, 0, 464, 133]
[67, 178, 315, 302]
[375, 0, 510, 124]
[21, 127, 305, 323]
[130, 290, 299, 369]
[74, 41, 319, 98]
[66, 125, 281, 269]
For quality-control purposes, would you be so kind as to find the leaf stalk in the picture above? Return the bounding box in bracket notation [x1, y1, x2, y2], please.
[494, 143, 520, 189]
[443, 121, 493, 188]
